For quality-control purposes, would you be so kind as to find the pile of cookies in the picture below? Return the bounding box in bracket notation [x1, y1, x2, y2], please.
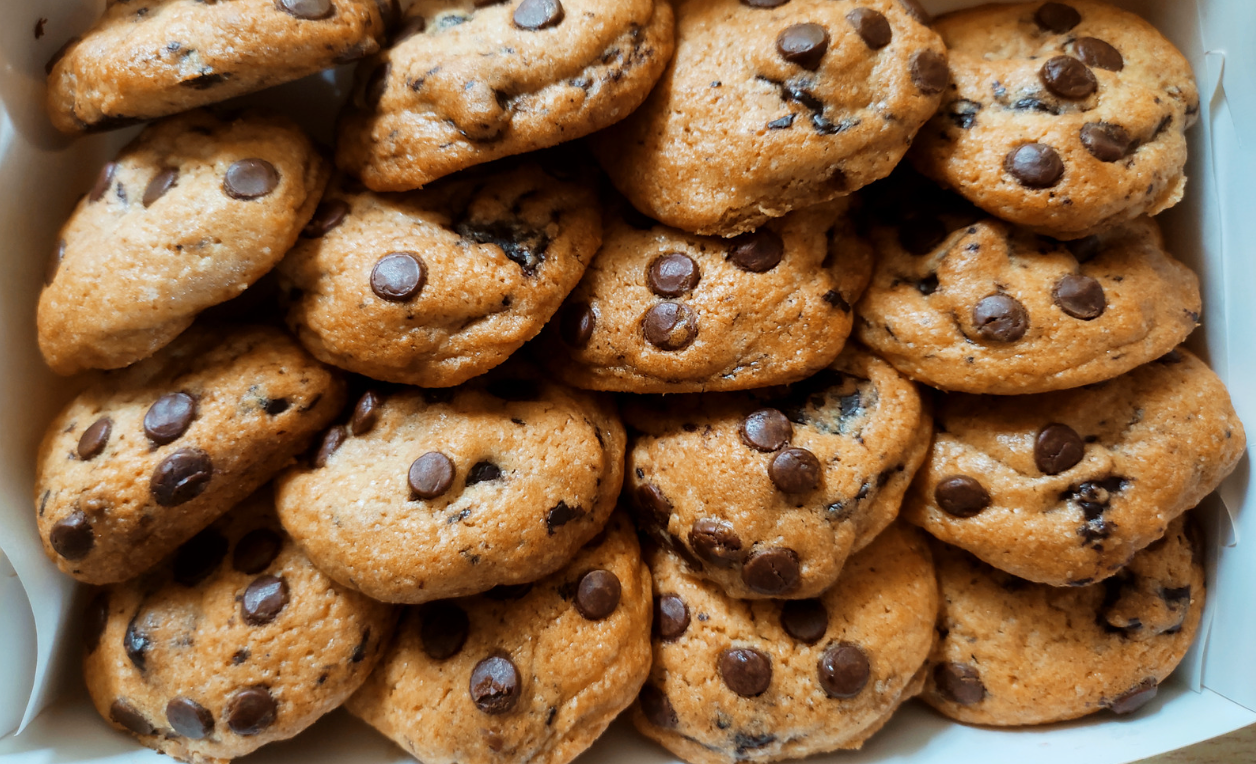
[33, 0, 1245, 762]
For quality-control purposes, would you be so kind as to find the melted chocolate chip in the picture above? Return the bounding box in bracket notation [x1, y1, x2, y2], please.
[233, 528, 283, 574]
[1076, 37, 1123, 71]
[639, 685, 678, 728]
[420, 601, 470, 660]
[1107, 678, 1158, 714]
[50, 511, 94, 560]
[1004, 143, 1064, 188]
[846, 8, 891, 49]
[513, 0, 563, 30]
[1035, 423, 1085, 475]
[1080, 122, 1132, 162]
[223, 159, 279, 200]
[769, 447, 821, 493]
[83, 592, 109, 653]
[150, 448, 213, 507]
[654, 595, 690, 640]
[466, 461, 502, 485]
[910, 50, 948, 94]
[144, 392, 196, 445]
[242, 575, 289, 626]
[741, 408, 792, 452]
[776, 23, 829, 70]
[818, 642, 870, 698]
[470, 655, 521, 714]
[742, 548, 800, 595]
[78, 417, 111, 460]
[643, 302, 698, 351]
[173, 529, 228, 586]
[226, 687, 276, 735]
[314, 426, 346, 468]
[166, 697, 214, 739]
[780, 599, 827, 644]
[350, 391, 380, 436]
[648, 253, 700, 297]
[559, 301, 596, 347]
[90, 162, 117, 202]
[371, 251, 426, 302]
[1053, 274, 1105, 319]
[1034, 2, 1081, 33]
[546, 501, 582, 533]
[972, 294, 1029, 342]
[410, 452, 455, 499]
[1041, 56, 1097, 99]
[575, 569, 621, 620]
[935, 476, 991, 517]
[143, 168, 178, 207]
[635, 483, 673, 526]
[302, 199, 350, 238]
[934, 662, 985, 705]
[689, 518, 742, 567]
[719, 648, 772, 697]
[111, 699, 155, 736]
[280, 0, 333, 20]
[728, 230, 784, 273]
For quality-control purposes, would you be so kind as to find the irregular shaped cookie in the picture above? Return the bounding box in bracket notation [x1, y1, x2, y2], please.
[910, 0, 1198, 239]
[46, 0, 394, 134]
[347, 513, 650, 764]
[83, 490, 396, 762]
[275, 368, 626, 603]
[632, 522, 936, 763]
[336, 0, 675, 190]
[538, 198, 872, 393]
[903, 348, 1244, 586]
[39, 110, 329, 375]
[35, 325, 345, 584]
[278, 160, 601, 387]
[624, 346, 930, 600]
[592, 0, 947, 236]
[923, 514, 1203, 725]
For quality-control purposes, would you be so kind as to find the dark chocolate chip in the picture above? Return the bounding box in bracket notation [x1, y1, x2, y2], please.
[280, 0, 333, 20]
[144, 392, 197, 445]
[1108, 678, 1158, 714]
[233, 528, 283, 574]
[150, 448, 213, 507]
[352, 628, 371, 662]
[846, 8, 891, 49]
[559, 301, 596, 347]
[910, 50, 948, 94]
[466, 461, 502, 486]
[301, 199, 350, 238]
[654, 595, 690, 641]
[512, 0, 563, 30]
[546, 501, 582, 533]
[124, 615, 150, 671]
[642, 302, 698, 351]
[110, 699, 155, 736]
[83, 592, 109, 654]
[420, 601, 470, 660]
[822, 290, 851, 310]
[1034, 2, 1081, 33]
[635, 483, 673, 525]
[1035, 423, 1085, 475]
[242, 575, 289, 626]
[173, 529, 228, 586]
[1080, 122, 1132, 162]
[223, 159, 279, 200]
[741, 548, 800, 595]
[1041, 56, 1097, 99]
[689, 518, 743, 567]
[575, 569, 621, 620]
[264, 398, 289, 415]
[370, 251, 426, 302]
[1076, 37, 1123, 71]
[350, 391, 380, 436]
[50, 511, 94, 560]
[1053, 274, 1105, 319]
[780, 599, 827, 644]
[769, 447, 821, 493]
[639, 685, 678, 728]
[719, 648, 772, 697]
[226, 687, 276, 735]
[728, 229, 784, 273]
[934, 476, 991, 518]
[470, 655, 522, 714]
[934, 662, 985, 705]
[166, 697, 214, 739]
[776, 24, 829, 70]
[143, 168, 178, 207]
[818, 642, 870, 698]
[410, 452, 455, 499]
[78, 417, 112, 460]
[45, 239, 65, 285]
[648, 253, 700, 297]
[1004, 143, 1064, 188]
[90, 162, 118, 202]
[972, 294, 1029, 342]
[314, 426, 346, 468]
[741, 408, 792, 452]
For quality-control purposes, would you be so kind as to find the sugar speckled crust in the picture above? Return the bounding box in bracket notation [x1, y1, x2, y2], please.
[903, 348, 1244, 586]
[347, 513, 651, 764]
[910, 0, 1198, 239]
[538, 198, 872, 393]
[593, 0, 947, 237]
[336, 0, 674, 191]
[35, 325, 345, 585]
[278, 160, 602, 388]
[275, 367, 626, 603]
[631, 523, 936, 763]
[624, 345, 930, 600]
[83, 491, 397, 764]
[38, 110, 329, 376]
[46, 0, 392, 134]
[923, 514, 1203, 726]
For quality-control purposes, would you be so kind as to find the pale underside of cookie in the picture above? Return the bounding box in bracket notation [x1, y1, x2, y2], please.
[45, 0, 393, 134]
[910, 0, 1199, 239]
[592, 0, 947, 237]
[336, 0, 675, 191]
[903, 348, 1244, 586]
[923, 514, 1203, 726]
[279, 161, 602, 388]
[38, 110, 329, 376]
[34, 325, 345, 585]
[624, 345, 930, 600]
[347, 513, 650, 764]
[83, 490, 397, 764]
[540, 198, 872, 393]
[631, 523, 936, 764]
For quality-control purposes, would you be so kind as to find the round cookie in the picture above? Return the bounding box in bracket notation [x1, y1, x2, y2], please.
[591, 0, 947, 237]
[34, 324, 345, 585]
[45, 0, 394, 134]
[909, 0, 1199, 239]
[538, 197, 872, 393]
[923, 514, 1204, 725]
[335, 0, 675, 191]
[274, 367, 626, 603]
[631, 522, 936, 763]
[38, 110, 329, 375]
[278, 159, 602, 388]
[624, 345, 930, 600]
[346, 512, 650, 764]
[83, 490, 397, 762]
[903, 348, 1244, 587]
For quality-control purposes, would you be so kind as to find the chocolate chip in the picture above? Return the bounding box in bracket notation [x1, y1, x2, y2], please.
[654, 595, 690, 641]
[689, 518, 743, 567]
[1053, 274, 1105, 319]
[846, 8, 891, 49]
[143, 168, 178, 207]
[351, 628, 372, 662]
[934, 476, 990, 518]
[301, 199, 349, 238]
[648, 253, 700, 297]
[1035, 423, 1085, 475]
[223, 159, 279, 200]
[470, 655, 521, 714]
[1080, 122, 1132, 162]
[1004, 143, 1064, 188]
[635, 483, 673, 526]
[935, 662, 985, 705]
[818, 643, 870, 698]
[78, 417, 111, 460]
[173, 529, 228, 586]
[233, 528, 283, 574]
[166, 697, 214, 739]
[226, 687, 276, 735]
[314, 426, 346, 468]
[264, 398, 289, 415]
[780, 599, 827, 644]
[420, 601, 469, 660]
[90, 162, 117, 202]
[370, 252, 426, 302]
[822, 290, 851, 310]
[365, 63, 390, 107]
[741, 0, 789, 6]
[110, 699, 155, 736]
[897, 0, 931, 24]
[559, 301, 596, 347]
[643, 302, 698, 351]
[150, 448, 213, 507]
[546, 501, 582, 533]
[144, 392, 197, 445]
[776, 24, 829, 70]
[639, 685, 678, 727]
[45, 239, 64, 286]
[124, 615, 150, 671]
[972, 294, 1029, 342]
[910, 50, 948, 94]
[512, 0, 563, 30]
[769, 448, 821, 493]
[410, 452, 455, 499]
[741, 548, 800, 595]
[728, 230, 784, 273]
[350, 391, 380, 436]
[1076, 37, 1123, 71]
[50, 511, 93, 560]
[741, 409, 792, 452]
[242, 575, 289, 626]
[575, 569, 621, 620]
[280, 0, 333, 19]
[84, 592, 109, 653]
[1108, 678, 1158, 714]
[719, 648, 772, 697]
[1041, 56, 1097, 99]
[1034, 2, 1081, 33]
[466, 461, 502, 486]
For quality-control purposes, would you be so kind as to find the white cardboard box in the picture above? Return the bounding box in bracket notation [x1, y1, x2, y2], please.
[1, 0, 1253, 761]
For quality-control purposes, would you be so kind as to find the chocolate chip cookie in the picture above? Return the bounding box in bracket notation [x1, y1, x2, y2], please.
[38, 110, 329, 376]
[278, 159, 601, 388]
[592, 0, 947, 236]
[923, 514, 1203, 725]
[632, 522, 936, 763]
[82, 489, 396, 762]
[335, 0, 674, 191]
[910, 0, 1199, 239]
[624, 345, 930, 600]
[45, 0, 393, 134]
[346, 512, 650, 764]
[35, 325, 345, 585]
[903, 348, 1244, 586]
[274, 367, 625, 603]
[538, 197, 872, 393]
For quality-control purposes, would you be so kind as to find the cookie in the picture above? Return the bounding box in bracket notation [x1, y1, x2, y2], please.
[855, 173, 1201, 394]
[34, 325, 345, 585]
[278, 158, 601, 388]
[591, 0, 947, 236]
[538, 197, 872, 393]
[274, 367, 626, 603]
[83, 489, 397, 763]
[631, 522, 936, 763]
[903, 348, 1244, 586]
[623, 345, 930, 600]
[45, 0, 394, 134]
[346, 512, 650, 764]
[909, 0, 1198, 239]
[38, 110, 329, 376]
[335, 0, 675, 191]
[923, 514, 1203, 725]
